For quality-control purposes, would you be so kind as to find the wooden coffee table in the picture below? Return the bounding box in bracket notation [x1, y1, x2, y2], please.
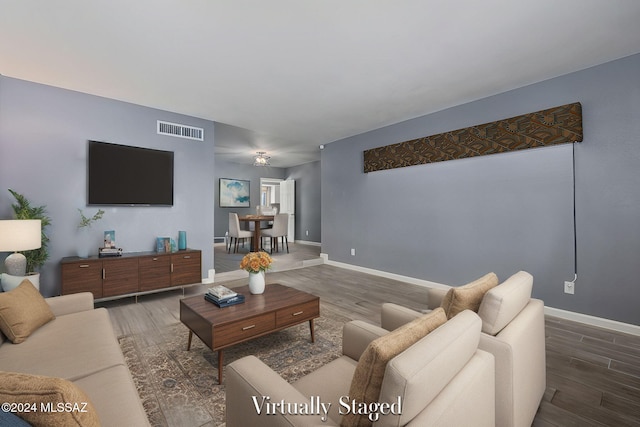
[179, 283, 320, 383]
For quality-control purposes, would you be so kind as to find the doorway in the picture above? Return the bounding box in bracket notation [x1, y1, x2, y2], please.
[260, 178, 282, 209]
[261, 178, 295, 241]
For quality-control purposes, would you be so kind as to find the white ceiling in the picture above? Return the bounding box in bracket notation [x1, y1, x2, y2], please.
[2, 1, 640, 167]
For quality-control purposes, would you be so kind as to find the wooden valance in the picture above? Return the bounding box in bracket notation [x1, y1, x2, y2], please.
[363, 102, 583, 173]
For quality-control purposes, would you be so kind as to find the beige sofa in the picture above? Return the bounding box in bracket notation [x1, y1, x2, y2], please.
[226, 309, 495, 427]
[0, 289, 149, 426]
[381, 271, 545, 427]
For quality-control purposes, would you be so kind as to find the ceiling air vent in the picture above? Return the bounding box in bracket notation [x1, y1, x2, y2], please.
[157, 120, 204, 141]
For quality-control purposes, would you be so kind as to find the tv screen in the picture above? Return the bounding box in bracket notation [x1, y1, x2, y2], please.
[88, 141, 174, 206]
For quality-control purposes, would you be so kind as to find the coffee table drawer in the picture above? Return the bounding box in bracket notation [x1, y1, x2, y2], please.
[214, 313, 276, 348]
[276, 300, 319, 328]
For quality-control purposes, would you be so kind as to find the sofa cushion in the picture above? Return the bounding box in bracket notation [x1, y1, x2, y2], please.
[342, 308, 447, 427]
[0, 308, 125, 381]
[73, 364, 150, 427]
[0, 370, 100, 427]
[478, 271, 533, 335]
[0, 280, 55, 344]
[293, 356, 358, 424]
[440, 272, 498, 319]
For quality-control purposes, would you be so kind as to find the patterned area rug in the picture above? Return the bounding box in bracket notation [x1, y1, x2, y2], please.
[118, 303, 349, 427]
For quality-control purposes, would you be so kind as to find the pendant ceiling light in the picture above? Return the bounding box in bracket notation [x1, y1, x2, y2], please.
[253, 151, 271, 166]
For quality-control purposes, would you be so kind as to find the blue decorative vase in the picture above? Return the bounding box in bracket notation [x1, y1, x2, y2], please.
[178, 231, 187, 250]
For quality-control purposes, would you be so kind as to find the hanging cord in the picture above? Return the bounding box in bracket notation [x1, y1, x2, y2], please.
[570, 142, 578, 284]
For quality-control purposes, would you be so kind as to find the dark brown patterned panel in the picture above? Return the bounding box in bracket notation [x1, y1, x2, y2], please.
[363, 102, 583, 173]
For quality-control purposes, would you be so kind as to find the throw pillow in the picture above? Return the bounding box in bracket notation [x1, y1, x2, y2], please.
[440, 272, 498, 319]
[342, 307, 447, 427]
[0, 280, 55, 344]
[0, 371, 100, 427]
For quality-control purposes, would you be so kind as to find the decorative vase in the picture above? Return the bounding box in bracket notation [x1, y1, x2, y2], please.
[178, 231, 187, 250]
[248, 271, 266, 294]
[77, 228, 93, 258]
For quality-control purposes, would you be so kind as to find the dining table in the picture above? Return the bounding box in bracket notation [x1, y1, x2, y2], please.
[237, 215, 275, 252]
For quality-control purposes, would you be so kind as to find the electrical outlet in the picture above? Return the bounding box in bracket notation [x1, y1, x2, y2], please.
[564, 281, 575, 295]
[306, 230, 309, 236]
[350, 248, 356, 256]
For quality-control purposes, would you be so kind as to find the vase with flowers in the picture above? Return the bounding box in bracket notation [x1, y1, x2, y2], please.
[240, 251, 273, 294]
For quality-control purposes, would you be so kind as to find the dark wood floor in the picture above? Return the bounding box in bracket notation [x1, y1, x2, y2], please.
[537, 316, 640, 426]
[100, 264, 640, 427]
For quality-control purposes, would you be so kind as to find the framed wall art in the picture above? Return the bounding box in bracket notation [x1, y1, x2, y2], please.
[219, 178, 250, 207]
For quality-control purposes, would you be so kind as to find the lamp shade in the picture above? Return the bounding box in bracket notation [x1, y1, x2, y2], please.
[0, 220, 42, 252]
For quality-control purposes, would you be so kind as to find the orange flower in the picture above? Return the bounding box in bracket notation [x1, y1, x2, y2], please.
[240, 251, 273, 273]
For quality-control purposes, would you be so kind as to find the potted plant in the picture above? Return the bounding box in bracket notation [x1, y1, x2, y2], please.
[76, 208, 105, 258]
[1, 189, 52, 291]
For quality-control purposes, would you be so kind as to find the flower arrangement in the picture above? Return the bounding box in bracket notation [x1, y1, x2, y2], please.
[240, 251, 273, 274]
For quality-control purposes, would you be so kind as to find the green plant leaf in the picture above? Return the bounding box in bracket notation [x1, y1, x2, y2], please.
[8, 189, 52, 272]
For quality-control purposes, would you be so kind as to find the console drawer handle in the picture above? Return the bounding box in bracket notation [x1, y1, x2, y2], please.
[153, 257, 158, 261]
[79, 264, 90, 268]
[242, 324, 256, 331]
[292, 311, 304, 316]
[183, 256, 191, 259]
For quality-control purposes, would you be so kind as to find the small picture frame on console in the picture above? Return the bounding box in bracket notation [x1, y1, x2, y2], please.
[104, 230, 116, 248]
[156, 237, 171, 253]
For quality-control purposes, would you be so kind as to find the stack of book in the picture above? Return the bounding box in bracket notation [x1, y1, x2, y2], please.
[205, 285, 245, 307]
[98, 247, 123, 257]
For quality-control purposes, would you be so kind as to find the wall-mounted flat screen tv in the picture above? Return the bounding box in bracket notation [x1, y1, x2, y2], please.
[88, 140, 174, 206]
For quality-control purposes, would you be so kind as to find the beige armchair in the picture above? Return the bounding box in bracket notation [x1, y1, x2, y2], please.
[381, 271, 545, 427]
[226, 310, 495, 427]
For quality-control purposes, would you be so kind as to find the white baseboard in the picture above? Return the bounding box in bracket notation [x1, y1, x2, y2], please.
[320, 254, 640, 337]
[321, 254, 448, 290]
[544, 306, 640, 336]
[302, 257, 324, 267]
[295, 240, 321, 247]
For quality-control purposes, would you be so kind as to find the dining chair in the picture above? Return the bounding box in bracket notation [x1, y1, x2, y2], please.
[261, 213, 289, 253]
[228, 213, 252, 253]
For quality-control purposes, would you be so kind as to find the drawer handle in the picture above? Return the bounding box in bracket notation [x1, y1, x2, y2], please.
[183, 256, 191, 259]
[242, 324, 256, 331]
[79, 264, 90, 268]
[292, 311, 304, 316]
[153, 257, 159, 261]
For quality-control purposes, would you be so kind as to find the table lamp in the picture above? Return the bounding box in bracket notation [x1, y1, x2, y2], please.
[0, 219, 42, 276]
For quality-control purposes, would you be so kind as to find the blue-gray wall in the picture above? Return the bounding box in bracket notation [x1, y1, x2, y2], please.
[0, 76, 216, 296]
[322, 53, 640, 326]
